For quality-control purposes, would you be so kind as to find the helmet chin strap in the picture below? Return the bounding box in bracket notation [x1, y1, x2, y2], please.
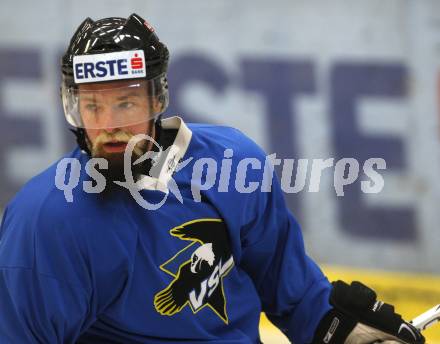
[70, 116, 163, 157]
[70, 127, 91, 156]
[153, 114, 163, 147]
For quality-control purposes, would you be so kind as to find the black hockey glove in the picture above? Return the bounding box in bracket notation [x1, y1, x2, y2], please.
[311, 280, 425, 344]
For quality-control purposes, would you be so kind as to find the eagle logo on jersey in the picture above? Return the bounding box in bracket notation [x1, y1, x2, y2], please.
[154, 219, 234, 324]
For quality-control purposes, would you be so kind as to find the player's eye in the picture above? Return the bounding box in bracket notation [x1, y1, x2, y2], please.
[118, 101, 135, 110]
[84, 103, 99, 112]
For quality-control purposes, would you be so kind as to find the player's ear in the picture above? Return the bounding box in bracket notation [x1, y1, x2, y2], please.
[153, 94, 167, 113]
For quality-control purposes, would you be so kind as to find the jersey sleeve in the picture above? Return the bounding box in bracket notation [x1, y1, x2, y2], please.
[238, 155, 332, 344]
[0, 201, 96, 343]
[0, 266, 90, 343]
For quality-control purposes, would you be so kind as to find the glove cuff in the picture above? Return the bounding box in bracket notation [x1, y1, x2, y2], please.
[311, 308, 357, 343]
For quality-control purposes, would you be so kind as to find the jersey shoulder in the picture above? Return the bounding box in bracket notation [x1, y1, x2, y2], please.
[187, 123, 267, 161]
[0, 148, 134, 281]
[6, 148, 86, 217]
[2, 147, 92, 253]
[0, 149, 88, 269]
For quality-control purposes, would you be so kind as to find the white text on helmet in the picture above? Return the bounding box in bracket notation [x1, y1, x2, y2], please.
[73, 50, 146, 84]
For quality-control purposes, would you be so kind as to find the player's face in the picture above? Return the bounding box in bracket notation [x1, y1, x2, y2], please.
[78, 80, 157, 158]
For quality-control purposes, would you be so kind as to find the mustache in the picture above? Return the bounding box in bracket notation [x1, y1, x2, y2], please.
[93, 131, 134, 146]
[91, 130, 147, 158]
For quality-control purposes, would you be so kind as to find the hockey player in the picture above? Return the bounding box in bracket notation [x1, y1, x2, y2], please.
[0, 13, 425, 344]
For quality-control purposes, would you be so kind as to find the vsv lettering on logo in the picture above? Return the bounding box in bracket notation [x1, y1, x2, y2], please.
[73, 50, 146, 83]
[154, 219, 235, 324]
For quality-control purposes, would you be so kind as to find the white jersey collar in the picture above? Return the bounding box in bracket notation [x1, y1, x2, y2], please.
[136, 116, 192, 192]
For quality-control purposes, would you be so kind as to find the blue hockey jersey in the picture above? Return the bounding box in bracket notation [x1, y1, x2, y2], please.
[0, 117, 331, 344]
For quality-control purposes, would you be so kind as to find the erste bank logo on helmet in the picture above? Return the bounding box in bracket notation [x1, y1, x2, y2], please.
[73, 50, 146, 83]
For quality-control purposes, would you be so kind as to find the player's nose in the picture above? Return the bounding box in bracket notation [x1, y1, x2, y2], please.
[99, 107, 120, 132]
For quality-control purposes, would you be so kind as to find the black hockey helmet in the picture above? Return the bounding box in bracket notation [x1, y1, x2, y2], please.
[62, 13, 169, 88]
[61, 13, 169, 153]
[61, 14, 169, 128]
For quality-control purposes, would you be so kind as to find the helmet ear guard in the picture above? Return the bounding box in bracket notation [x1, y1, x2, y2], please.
[70, 128, 91, 156]
[158, 94, 166, 105]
